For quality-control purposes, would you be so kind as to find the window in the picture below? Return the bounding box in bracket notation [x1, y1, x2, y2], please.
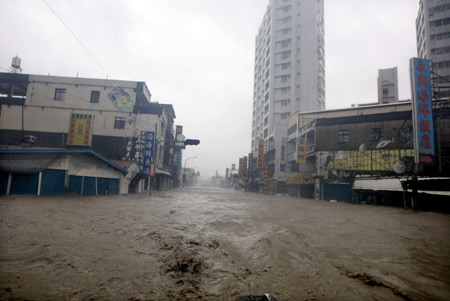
[338, 130, 349, 144]
[370, 128, 384, 141]
[54, 88, 66, 101]
[383, 88, 388, 95]
[280, 112, 290, 119]
[90, 91, 100, 103]
[264, 128, 268, 138]
[114, 117, 126, 129]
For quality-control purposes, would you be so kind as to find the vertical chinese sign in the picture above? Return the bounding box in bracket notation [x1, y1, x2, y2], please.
[143, 131, 155, 176]
[280, 139, 286, 172]
[257, 139, 264, 169]
[296, 136, 307, 163]
[410, 58, 435, 165]
[173, 125, 183, 166]
[67, 114, 93, 146]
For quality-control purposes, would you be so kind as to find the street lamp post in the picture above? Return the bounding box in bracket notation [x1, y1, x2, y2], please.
[183, 156, 196, 188]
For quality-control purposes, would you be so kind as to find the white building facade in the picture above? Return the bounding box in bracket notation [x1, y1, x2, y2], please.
[377, 67, 399, 104]
[416, 0, 450, 99]
[251, 0, 325, 188]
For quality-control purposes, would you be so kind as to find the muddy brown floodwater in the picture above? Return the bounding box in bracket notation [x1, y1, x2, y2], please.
[1, 187, 449, 301]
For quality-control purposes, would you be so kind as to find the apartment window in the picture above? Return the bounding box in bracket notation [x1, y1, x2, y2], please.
[90, 91, 100, 103]
[54, 88, 66, 101]
[281, 50, 291, 59]
[281, 62, 290, 70]
[264, 116, 268, 126]
[383, 88, 388, 95]
[264, 104, 269, 114]
[280, 99, 290, 106]
[114, 117, 126, 129]
[370, 128, 384, 141]
[280, 87, 290, 94]
[338, 130, 349, 144]
[281, 39, 291, 47]
[265, 92, 270, 102]
[280, 112, 290, 119]
[282, 28, 291, 35]
[264, 128, 269, 138]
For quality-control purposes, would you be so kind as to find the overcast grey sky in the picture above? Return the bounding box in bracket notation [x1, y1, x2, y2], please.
[0, 0, 419, 178]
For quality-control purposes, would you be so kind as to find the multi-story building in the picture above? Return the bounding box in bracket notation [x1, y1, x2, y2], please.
[416, 0, 450, 99]
[250, 0, 325, 192]
[0, 72, 178, 194]
[377, 67, 399, 104]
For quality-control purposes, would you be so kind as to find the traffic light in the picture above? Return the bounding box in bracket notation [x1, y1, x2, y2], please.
[184, 139, 200, 146]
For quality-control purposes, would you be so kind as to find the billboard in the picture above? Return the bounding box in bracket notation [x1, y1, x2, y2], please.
[410, 58, 435, 165]
[257, 139, 264, 168]
[67, 114, 93, 146]
[286, 174, 314, 185]
[143, 131, 155, 176]
[296, 136, 307, 163]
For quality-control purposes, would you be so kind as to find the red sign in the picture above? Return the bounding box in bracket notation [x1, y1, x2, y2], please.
[149, 163, 156, 176]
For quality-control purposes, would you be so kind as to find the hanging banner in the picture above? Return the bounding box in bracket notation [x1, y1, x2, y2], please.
[410, 58, 435, 165]
[143, 131, 155, 176]
[296, 136, 307, 163]
[257, 139, 264, 168]
[67, 114, 93, 146]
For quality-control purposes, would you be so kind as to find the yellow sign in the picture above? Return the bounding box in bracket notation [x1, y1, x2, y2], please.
[67, 114, 93, 146]
[286, 174, 313, 185]
[296, 136, 307, 163]
[257, 139, 264, 168]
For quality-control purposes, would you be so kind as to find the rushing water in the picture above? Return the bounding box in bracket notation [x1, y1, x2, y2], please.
[1, 187, 449, 300]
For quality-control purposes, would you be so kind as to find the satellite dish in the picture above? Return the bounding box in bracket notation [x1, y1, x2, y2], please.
[359, 144, 366, 153]
[176, 134, 185, 142]
[393, 160, 406, 174]
[336, 151, 345, 160]
[376, 139, 391, 149]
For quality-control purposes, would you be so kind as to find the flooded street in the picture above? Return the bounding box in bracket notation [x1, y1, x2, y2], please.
[1, 187, 449, 301]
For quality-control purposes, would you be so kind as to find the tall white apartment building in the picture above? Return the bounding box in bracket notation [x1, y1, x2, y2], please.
[377, 67, 399, 104]
[416, 0, 450, 99]
[251, 0, 325, 180]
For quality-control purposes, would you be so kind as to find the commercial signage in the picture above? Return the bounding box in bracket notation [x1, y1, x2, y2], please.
[257, 139, 264, 169]
[286, 174, 313, 185]
[149, 163, 156, 177]
[410, 58, 435, 164]
[173, 151, 182, 166]
[239, 158, 244, 179]
[173, 125, 183, 166]
[67, 114, 93, 146]
[143, 131, 155, 176]
[296, 136, 307, 163]
[248, 153, 254, 178]
[280, 139, 286, 172]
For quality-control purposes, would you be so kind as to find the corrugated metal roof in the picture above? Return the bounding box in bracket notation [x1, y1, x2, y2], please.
[0, 149, 128, 174]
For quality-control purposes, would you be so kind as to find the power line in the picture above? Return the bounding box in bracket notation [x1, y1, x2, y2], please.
[41, 0, 110, 78]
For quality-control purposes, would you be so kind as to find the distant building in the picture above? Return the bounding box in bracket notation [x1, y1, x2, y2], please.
[377, 67, 399, 104]
[251, 0, 325, 191]
[416, 0, 450, 99]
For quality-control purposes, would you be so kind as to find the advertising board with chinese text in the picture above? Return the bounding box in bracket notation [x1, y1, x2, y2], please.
[410, 58, 435, 165]
[67, 114, 93, 146]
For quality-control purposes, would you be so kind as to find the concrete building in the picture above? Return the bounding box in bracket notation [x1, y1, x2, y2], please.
[250, 0, 325, 192]
[0, 72, 178, 194]
[377, 67, 399, 104]
[416, 0, 450, 99]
